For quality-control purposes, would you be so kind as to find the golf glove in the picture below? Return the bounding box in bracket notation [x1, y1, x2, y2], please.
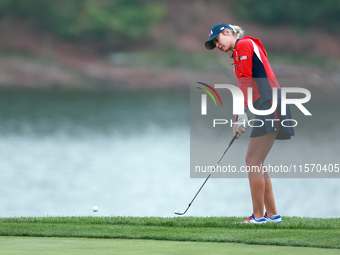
[235, 108, 248, 130]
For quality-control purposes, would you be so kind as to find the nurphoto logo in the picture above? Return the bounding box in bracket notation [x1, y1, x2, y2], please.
[197, 82, 311, 128]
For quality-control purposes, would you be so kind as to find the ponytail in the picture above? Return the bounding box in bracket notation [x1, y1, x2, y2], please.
[227, 24, 244, 39]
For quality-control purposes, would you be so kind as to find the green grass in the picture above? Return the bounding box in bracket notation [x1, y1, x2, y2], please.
[1, 236, 339, 255]
[0, 216, 339, 249]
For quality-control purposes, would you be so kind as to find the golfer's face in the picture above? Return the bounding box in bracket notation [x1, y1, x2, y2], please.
[213, 31, 234, 52]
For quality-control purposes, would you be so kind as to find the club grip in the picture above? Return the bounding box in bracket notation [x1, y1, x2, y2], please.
[229, 131, 238, 146]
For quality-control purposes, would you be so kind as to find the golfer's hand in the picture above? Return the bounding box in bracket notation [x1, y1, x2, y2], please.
[233, 124, 245, 139]
[233, 112, 248, 139]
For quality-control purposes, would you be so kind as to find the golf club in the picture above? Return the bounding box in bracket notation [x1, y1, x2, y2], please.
[174, 132, 238, 215]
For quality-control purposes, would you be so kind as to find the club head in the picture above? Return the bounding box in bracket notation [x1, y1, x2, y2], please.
[174, 210, 185, 215]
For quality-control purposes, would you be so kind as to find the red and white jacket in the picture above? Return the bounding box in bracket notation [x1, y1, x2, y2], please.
[231, 36, 281, 109]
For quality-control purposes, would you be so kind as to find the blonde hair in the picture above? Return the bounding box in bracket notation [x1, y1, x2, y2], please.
[224, 24, 244, 39]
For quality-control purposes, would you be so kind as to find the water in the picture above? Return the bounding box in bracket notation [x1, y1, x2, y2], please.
[0, 89, 339, 218]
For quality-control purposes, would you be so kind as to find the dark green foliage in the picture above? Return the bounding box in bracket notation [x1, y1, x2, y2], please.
[0, 0, 166, 50]
[232, 0, 340, 33]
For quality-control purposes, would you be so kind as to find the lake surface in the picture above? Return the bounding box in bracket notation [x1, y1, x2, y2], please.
[0, 89, 339, 218]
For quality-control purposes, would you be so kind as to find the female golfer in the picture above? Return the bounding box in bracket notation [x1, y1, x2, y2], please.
[205, 23, 294, 223]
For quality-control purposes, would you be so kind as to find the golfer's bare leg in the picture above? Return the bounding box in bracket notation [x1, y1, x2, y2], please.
[246, 131, 278, 219]
[264, 171, 278, 216]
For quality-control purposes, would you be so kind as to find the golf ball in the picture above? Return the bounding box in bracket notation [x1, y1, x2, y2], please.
[93, 206, 98, 212]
